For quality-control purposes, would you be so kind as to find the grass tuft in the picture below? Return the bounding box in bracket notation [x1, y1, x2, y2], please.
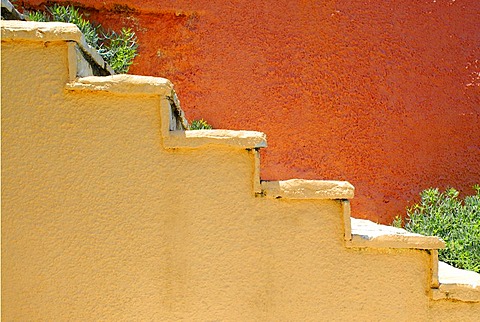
[189, 119, 213, 130]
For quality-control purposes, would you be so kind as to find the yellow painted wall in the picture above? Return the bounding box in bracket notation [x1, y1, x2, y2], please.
[2, 22, 479, 320]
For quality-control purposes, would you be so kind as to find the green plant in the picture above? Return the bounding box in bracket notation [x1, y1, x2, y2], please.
[399, 186, 480, 273]
[391, 215, 403, 228]
[27, 5, 137, 74]
[98, 28, 138, 73]
[26, 10, 48, 22]
[189, 119, 213, 130]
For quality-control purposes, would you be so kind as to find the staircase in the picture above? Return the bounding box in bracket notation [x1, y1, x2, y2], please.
[2, 21, 479, 321]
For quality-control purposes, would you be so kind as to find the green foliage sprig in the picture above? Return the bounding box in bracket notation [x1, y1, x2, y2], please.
[396, 186, 480, 273]
[27, 4, 137, 74]
[189, 119, 213, 130]
[98, 28, 138, 74]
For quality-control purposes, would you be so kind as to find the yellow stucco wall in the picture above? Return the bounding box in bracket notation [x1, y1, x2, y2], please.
[2, 22, 479, 320]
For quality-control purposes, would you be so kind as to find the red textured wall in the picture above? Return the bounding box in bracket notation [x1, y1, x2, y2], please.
[21, 0, 480, 224]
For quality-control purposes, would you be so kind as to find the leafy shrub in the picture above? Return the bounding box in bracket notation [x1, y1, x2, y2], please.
[27, 5, 137, 74]
[189, 119, 213, 130]
[398, 186, 480, 273]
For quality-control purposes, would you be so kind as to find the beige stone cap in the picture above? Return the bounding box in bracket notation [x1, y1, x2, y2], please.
[432, 261, 480, 302]
[67, 75, 174, 97]
[164, 130, 267, 149]
[347, 218, 445, 249]
[260, 179, 354, 199]
[1, 20, 114, 74]
[1, 20, 82, 42]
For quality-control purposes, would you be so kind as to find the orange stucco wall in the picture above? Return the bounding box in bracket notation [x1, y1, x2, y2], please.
[20, 0, 480, 224]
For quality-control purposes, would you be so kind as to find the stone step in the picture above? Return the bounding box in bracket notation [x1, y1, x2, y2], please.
[166, 129, 267, 149]
[432, 261, 480, 302]
[347, 218, 479, 302]
[347, 218, 445, 249]
[260, 179, 354, 199]
[68, 75, 267, 150]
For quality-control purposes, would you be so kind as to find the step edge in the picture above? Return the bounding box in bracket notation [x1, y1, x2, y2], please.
[437, 261, 480, 295]
[66, 74, 174, 96]
[347, 218, 446, 250]
[432, 284, 480, 303]
[164, 129, 267, 149]
[260, 179, 354, 200]
[346, 235, 445, 249]
[1, 20, 81, 42]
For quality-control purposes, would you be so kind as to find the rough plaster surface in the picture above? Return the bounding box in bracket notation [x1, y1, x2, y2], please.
[20, 0, 480, 223]
[2, 22, 479, 320]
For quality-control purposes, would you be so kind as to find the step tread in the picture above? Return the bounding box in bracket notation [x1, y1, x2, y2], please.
[347, 218, 445, 249]
[1, 20, 81, 42]
[261, 179, 354, 199]
[165, 129, 267, 149]
[433, 261, 480, 302]
[439, 261, 480, 287]
[67, 75, 174, 96]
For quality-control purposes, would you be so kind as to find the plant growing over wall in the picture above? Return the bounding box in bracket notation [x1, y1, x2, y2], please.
[189, 119, 213, 130]
[27, 4, 137, 74]
[395, 186, 480, 273]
